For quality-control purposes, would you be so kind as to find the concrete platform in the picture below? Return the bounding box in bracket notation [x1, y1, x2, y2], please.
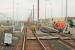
[36, 31, 50, 37]
[27, 36, 59, 40]
[27, 36, 72, 40]
[36, 30, 48, 34]
[60, 37, 73, 40]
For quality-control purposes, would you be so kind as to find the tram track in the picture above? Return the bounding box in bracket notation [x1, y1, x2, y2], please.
[48, 31, 75, 49]
[22, 28, 53, 50]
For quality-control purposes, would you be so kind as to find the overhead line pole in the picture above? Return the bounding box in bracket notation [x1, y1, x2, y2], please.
[37, 0, 39, 23]
[45, 1, 46, 20]
[33, 4, 34, 23]
[13, 0, 14, 25]
[65, 0, 67, 22]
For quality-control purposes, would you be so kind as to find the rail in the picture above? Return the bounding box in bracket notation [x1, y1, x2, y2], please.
[22, 29, 51, 50]
[33, 32, 47, 50]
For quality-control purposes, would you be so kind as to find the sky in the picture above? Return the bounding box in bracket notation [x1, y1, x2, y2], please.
[0, 0, 75, 21]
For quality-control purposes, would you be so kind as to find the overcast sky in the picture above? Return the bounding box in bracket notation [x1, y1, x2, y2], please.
[0, 0, 75, 21]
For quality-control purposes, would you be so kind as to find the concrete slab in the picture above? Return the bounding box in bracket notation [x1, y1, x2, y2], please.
[27, 37, 36, 39]
[36, 31, 50, 36]
[60, 37, 72, 40]
[27, 36, 59, 40]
